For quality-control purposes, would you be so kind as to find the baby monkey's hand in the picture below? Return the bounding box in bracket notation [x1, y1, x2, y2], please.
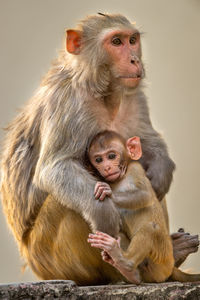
[94, 181, 112, 201]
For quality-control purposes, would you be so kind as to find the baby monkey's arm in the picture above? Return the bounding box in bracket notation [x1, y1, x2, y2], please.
[112, 163, 154, 210]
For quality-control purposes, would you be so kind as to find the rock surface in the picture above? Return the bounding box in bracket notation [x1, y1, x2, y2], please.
[0, 280, 200, 299]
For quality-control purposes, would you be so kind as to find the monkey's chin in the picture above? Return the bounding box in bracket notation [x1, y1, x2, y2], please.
[120, 77, 141, 88]
[105, 172, 121, 182]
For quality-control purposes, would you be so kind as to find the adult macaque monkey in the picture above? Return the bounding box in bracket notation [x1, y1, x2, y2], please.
[88, 131, 200, 283]
[0, 13, 198, 285]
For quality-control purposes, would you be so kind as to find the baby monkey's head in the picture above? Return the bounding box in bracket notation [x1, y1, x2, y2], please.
[88, 130, 142, 182]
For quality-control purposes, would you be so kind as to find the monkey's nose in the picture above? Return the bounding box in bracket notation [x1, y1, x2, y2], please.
[105, 166, 111, 172]
[130, 56, 139, 64]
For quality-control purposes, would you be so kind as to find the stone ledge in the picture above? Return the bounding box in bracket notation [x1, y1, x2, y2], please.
[0, 280, 200, 299]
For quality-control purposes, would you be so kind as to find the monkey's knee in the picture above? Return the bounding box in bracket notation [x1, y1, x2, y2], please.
[140, 259, 174, 283]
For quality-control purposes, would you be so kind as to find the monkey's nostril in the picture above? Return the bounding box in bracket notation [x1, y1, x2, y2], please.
[131, 60, 135, 64]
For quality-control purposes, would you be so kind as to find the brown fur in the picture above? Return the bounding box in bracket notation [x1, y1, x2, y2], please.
[1, 13, 196, 285]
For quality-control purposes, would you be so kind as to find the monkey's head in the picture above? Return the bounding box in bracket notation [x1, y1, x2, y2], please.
[66, 14, 144, 93]
[88, 131, 142, 182]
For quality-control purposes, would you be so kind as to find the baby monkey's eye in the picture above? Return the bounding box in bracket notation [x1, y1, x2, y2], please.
[108, 153, 116, 160]
[95, 157, 103, 163]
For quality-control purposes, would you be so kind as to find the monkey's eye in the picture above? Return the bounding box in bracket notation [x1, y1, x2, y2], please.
[129, 35, 137, 45]
[108, 153, 116, 160]
[95, 157, 103, 163]
[112, 37, 122, 46]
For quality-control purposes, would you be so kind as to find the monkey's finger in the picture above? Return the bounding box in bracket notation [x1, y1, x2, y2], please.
[94, 183, 104, 195]
[89, 232, 117, 245]
[176, 235, 199, 248]
[101, 250, 111, 260]
[171, 232, 190, 239]
[99, 189, 112, 201]
[94, 186, 107, 199]
[88, 232, 112, 243]
[175, 234, 198, 243]
[173, 236, 199, 251]
[95, 186, 111, 193]
[89, 241, 112, 252]
[95, 231, 116, 241]
[187, 246, 199, 253]
[88, 234, 117, 249]
[88, 236, 115, 247]
[94, 182, 109, 194]
[99, 191, 107, 201]
[101, 252, 114, 265]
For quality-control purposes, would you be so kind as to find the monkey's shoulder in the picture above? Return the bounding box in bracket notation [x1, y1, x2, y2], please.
[126, 161, 146, 179]
[126, 161, 154, 192]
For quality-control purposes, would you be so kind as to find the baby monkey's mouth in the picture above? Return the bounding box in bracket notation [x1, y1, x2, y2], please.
[105, 171, 121, 182]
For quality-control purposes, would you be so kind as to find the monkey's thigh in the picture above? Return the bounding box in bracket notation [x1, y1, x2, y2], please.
[123, 212, 174, 282]
[25, 195, 122, 285]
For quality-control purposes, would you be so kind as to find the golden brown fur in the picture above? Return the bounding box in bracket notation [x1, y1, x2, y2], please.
[87, 132, 200, 283]
[113, 162, 200, 282]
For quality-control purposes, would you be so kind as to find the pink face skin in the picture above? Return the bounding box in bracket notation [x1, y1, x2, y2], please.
[103, 29, 144, 88]
[89, 141, 127, 182]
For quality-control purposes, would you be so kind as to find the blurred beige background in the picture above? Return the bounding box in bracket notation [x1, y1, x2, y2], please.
[0, 0, 200, 283]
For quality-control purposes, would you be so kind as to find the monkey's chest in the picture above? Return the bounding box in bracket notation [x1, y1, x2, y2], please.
[99, 104, 139, 139]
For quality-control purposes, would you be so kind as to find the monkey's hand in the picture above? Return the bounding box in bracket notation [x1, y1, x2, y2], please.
[171, 228, 199, 267]
[88, 232, 122, 266]
[146, 156, 175, 200]
[94, 181, 112, 201]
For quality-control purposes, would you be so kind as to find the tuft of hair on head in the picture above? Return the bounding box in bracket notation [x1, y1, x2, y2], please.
[98, 12, 107, 17]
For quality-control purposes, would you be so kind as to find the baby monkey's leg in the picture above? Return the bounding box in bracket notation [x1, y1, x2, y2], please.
[88, 231, 141, 284]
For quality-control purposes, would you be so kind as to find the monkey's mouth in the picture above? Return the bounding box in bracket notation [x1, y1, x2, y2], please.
[105, 172, 120, 182]
[119, 74, 141, 79]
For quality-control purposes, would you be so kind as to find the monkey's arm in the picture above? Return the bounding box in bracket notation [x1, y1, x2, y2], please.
[111, 162, 154, 210]
[34, 158, 120, 237]
[137, 98, 176, 200]
[33, 125, 121, 238]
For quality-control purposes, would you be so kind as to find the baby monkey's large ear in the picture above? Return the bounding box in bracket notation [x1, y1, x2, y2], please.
[66, 30, 82, 54]
[126, 136, 142, 160]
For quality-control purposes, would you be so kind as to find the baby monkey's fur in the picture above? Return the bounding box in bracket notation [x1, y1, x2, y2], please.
[88, 131, 200, 283]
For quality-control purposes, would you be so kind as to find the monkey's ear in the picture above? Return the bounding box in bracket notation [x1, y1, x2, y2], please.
[66, 30, 82, 55]
[126, 136, 142, 160]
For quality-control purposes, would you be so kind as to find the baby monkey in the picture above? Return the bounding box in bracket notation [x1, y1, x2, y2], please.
[87, 130, 200, 283]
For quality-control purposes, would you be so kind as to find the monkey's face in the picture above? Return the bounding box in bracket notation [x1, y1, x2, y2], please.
[89, 140, 127, 182]
[103, 29, 144, 88]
